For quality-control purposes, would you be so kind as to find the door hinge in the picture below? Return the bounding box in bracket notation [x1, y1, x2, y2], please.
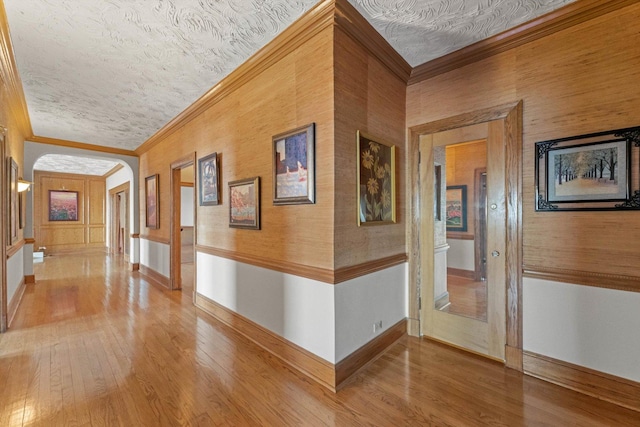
[418, 297, 422, 310]
[418, 151, 421, 164]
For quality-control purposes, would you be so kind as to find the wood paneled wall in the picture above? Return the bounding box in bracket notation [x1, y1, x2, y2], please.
[139, 25, 336, 270]
[407, 3, 640, 279]
[33, 171, 106, 254]
[333, 27, 407, 269]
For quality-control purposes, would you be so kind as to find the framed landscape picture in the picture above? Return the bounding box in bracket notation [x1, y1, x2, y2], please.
[145, 174, 159, 229]
[273, 123, 315, 205]
[49, 190, 79, 221]
[198, 152, 219, 206]
[357, 131, 396, 225]
[535, 126, 640, 211]
[229, 177, 260, 229]
[445, 185, 467, 232]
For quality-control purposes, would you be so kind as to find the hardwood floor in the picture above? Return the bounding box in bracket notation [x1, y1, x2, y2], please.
[1, 253, 637, 426]
[441, 275, 488, 321]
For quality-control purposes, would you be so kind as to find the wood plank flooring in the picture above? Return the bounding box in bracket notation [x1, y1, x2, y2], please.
[1, 253, 638, 426]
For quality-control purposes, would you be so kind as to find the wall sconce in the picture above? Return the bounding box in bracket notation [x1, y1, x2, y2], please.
[18, 179, 32, 192]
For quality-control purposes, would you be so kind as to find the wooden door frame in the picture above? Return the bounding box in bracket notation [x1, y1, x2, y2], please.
[109, 182, 130, 257]
[0, 128, 7, 332]
[170, 153, 196, 291]
[407, 101, 523, 371]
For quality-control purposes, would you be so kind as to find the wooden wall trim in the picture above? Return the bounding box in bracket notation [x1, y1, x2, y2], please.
[524, 266, 640, 293]
[7, 278, 25, 328]
[130, 263, 140, 272]
[335, 319, 406, 389]
[6, 239, 25, 259]
[138, 264, 170, 289]
[408, 0, 637, 85]
[196, 244, 335, 283]
[135, 0, 335, 156]
[0, 3, 32, 137]
[108, 181, 129, 196]
[24, 275, 35, 284]
[523, 351, 640, 413]
[333, 0, 411, 83]
[447, 233, 474, 241]
[30, 135, 137, 157]
[196, 245, 407, 284]
[131, 233, 140, 239]
[195, 293, 337, 391]
[139, 234, 170, 245]
[334, 253, 407, 283]
[24, 238, 35, 245]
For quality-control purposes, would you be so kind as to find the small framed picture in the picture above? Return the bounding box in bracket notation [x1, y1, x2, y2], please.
[445, 185, 467, 232]
[198, 152, 219, 206]
[535, 126, 640, 211]
[49, 190, 79, 222]
[273, 123, 315, 205]
[357, 131, 396, 225]
[145, 174, 159, 229]
[8, 157, 18, 242]
[229, 177, 260, 230]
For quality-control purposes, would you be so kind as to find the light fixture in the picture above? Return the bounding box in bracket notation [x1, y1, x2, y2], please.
[18, 179, 32, 192]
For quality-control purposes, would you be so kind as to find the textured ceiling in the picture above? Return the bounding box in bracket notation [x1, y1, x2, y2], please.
[5, 0, 575, 151]
[34, 154, 120, 176]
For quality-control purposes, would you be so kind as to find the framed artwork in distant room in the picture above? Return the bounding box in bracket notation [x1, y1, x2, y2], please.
[229, 177, 260, 230]
[49, 190, 79, 222]
[535, 125, 640, 211]
[357, 131, 396, 225]
[199, 152, 219, 206]
[145, 174, 159, 229]
[8, 157, 18, 242]
[445, 185, 467, 232]
[273, 123, 315, 205]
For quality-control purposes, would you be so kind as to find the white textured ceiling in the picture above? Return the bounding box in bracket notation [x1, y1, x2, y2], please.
[34, 154, 120, 176]
[5, 0, 575, 151]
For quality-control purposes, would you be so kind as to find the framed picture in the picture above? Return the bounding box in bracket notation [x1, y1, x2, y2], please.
[434, 164, 442, 221]
[535, 126, 640, 211]
[8, 157, 18, 242]
[198, 152, 219, 206]
[229, 177, 260, 229]
[145, 174, 159, 229]
[49, 190, 79, 221]
[273, 123, 315, 205]
[446, 185, 467, 232]
[357, 131, 396, 225]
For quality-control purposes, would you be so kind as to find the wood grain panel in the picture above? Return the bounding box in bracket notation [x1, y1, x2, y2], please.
[88, 178, 105, 225]
[524, 351, 640, 413]
[524, 266, 640, 293]
[88, 226, 105, 244]
[195, 293, 336, 391]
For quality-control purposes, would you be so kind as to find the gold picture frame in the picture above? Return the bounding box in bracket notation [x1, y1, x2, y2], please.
[357, 131, 396, 225]
[8, 157, 18, 243]
[145, 174, 159, 229]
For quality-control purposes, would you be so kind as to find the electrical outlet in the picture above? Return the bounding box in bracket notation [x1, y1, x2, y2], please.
[373, 320, 383, 333]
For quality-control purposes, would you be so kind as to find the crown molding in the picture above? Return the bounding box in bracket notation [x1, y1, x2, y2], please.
[333, 0, 411, 84]
[0, 0, 33, 137]
[29, 135, 137, 157]
[135, 0, 336, 156]
[409, 0, 638, 85]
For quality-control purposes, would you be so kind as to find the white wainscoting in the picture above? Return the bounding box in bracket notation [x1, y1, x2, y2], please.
[524, 277, 640, 383]
[196, 251, 408, 364]
[446, 238, 475, 271]
[7, 247, 24, 303]
[140, 238, 169, 278]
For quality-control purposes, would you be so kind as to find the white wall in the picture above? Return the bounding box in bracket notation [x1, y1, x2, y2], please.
[180, 186, 194, 227]
[334, 263, 407, 362]
[446, 238, 474, 271]
[524, 278, 640, 383]
[196, 252, 408, 364]
[7, 248, 24, 304]
[140, 238, 169, 278]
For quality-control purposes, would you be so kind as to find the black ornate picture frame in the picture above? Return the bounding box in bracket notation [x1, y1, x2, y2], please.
[535, 126, 640, 211]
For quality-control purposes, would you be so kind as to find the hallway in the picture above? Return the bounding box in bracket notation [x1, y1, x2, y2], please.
[0, 253, 636, 426]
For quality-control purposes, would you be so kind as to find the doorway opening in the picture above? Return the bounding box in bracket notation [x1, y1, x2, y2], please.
[170, 154, 196, 294]
[109, 182, 130, 260]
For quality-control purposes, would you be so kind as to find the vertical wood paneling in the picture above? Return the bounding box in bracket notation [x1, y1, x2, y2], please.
[407, 3, 640, 280]
[33, 171, 106, 253]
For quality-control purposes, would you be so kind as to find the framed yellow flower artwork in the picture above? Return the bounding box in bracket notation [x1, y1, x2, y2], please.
[357, 131, 396, 225]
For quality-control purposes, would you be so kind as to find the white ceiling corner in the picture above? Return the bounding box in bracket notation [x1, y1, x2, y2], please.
[5, 0, 575, 151]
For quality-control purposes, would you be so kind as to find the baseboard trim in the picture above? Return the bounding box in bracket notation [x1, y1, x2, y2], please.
[434, 291, 450, 310]
[139, 265, 170, 289]
[24, 275, 35, 284]
[195, 293, 336, 391]
[523, 351, 640, 412]
[8, 278, 26, 328]
[130, 263, 140, 272]
[335, 319, 407, 390]
[505, 345, 523, 371]
[447, 267, 475, 279]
